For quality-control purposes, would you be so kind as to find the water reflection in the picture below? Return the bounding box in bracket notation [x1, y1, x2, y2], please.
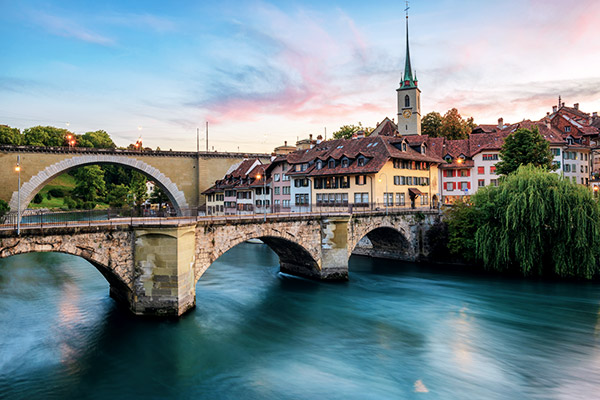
[1, 246, 600, 399]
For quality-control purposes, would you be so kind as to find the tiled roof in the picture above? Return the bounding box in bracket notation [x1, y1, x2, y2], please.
[285, 135, 442, 177]
[370, 117, 398, 137]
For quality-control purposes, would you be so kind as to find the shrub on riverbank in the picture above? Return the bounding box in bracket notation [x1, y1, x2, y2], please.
[447, 165, 600, 279]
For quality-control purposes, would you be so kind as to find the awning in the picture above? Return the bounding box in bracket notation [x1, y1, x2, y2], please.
[408, 188, 423, 197]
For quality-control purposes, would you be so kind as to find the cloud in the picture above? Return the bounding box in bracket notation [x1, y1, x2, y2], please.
[32, 12, 114, 45]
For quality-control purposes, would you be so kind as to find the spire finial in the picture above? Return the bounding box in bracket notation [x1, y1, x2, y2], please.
[401, 0, 415, 87]
[558, 95, 562, 108]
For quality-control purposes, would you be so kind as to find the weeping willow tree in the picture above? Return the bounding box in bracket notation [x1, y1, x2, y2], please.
[472, 165, 600, 278]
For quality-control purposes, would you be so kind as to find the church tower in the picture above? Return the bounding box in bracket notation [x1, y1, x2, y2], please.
[397, 5, 421, 135]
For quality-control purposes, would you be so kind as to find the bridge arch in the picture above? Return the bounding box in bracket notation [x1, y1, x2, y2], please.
[0, 233, 135, 297]
[195, 225, 322, 282]
[9, 154, 189, 216]
[349, 223, 412, 261]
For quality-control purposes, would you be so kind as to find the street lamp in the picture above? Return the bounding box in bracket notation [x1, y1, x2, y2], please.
[15, 155, 21, 235]
[256, 174, 267, 222]
[378, 172, 388, 215]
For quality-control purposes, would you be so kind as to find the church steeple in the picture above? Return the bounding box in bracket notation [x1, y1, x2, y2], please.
[401, 3, 417, 88]
[396, 0, 421, 136]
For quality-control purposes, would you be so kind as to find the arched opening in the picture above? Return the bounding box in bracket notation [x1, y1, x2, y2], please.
[201, 235, 321, 283]
[351, 227, 411, 261]
[432, 195, 439, 208]
[405, 95, 410, 108]
[9, 155, 188, 217]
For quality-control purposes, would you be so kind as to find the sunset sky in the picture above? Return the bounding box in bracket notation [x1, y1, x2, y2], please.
[1, 0, 599, 153]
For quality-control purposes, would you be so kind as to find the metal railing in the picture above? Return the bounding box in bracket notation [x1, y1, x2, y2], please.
[0, 202, 439, 233]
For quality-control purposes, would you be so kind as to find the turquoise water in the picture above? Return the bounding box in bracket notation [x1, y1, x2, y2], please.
[1, 244, 600, 399]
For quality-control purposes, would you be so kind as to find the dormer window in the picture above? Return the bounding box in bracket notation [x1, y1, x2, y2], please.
[444, 154, 452, 163]
[357, 157, 365, 167]
[402, 142, 407, 152]
[420, 144, 426, 154]
[567, 138, 574, 145]
[565, 126, 571, 133]
[342, 158, 349, 168]
[316, 160, 322, 170]
[328, 159, 335, 168]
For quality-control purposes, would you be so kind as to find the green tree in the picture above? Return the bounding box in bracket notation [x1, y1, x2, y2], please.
[23, 126, 72, 146]
[0, 125, 23, 145]
[332, 123, 373, 139]
[80, 130, 116, 148]
[149, 185, 169, 208]
[0, 199, 9, 219]
[130, 171, 148, 207]
[107, 184, 129, 208]
[495, 126, 555, 175]
[72, 166, 106, 207]
[445, 200, 482, 263]
[421, 112, 443, 137]
[475, 165, 600, 278]
[439, 108, 473, 140]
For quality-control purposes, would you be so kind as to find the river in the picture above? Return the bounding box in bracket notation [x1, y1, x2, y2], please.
[1, 243, 599, 399]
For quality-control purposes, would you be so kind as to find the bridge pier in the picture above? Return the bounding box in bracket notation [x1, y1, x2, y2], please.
[318, 216, 350, 280]
[125, 225, 197, 316]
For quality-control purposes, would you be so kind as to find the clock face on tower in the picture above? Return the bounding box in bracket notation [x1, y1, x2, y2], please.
[403, 109, 412, 119]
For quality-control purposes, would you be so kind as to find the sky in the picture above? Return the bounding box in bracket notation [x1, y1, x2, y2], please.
[1, 0, 599, 153]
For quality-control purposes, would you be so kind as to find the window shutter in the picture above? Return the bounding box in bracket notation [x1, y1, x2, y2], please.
[467, 169, 471, 177]
[467, 182, 471, 190]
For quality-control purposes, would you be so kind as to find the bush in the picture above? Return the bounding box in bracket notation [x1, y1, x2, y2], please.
[63, 197, 77, 210]
[48, 188, 64, 197]
[33, 193, 44, 204]
[0, 199, 9, 218]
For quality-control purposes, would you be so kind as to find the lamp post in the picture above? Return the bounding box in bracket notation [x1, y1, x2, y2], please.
[15, 155, 21, 235]
[256, 174, 267, 222]
[378, 172, 388, 215]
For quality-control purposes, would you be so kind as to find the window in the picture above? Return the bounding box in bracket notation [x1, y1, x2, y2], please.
[572, 164, 576, 172]
[482, 154, 499, 161]
[551, 148, 561, 156]
[357, 157, 365, 166]
[354, 193, 369, 204]
[340, 176, 350, 188]
[402, 143, 407, 152]
[490, 166, 496, 174]
[478, 179, 485, 187]
[274, 174, 280, 182]
[342, 158, 349, 168]
[396, 193, 405, 206]
[478, 167, 485, 175]
[274, 199, 280, 205]
[282, 200, 290, 208]
[328, 160, 335, 168]
[565, 126, 571, 133]
[274, 187, 280, 195]
[282, 186, 290, 195]
[282, 174, 290, 181]
[405, 95, 410, 108]
[316, 160, 322, 170]
[301, 163, 308, 171]
[394, 176, 400, 185]
[445, 182, 454, 191]
[460, 181, 470, 191]
[443, 170, 456, 178]
[421, 194, 429, 206]
[295, 194, 309, 205]
[384, 193, 393, 206]
[355, 175, 367, 185]
[490, 179, 498, 186]
[459, 169, 470, 177]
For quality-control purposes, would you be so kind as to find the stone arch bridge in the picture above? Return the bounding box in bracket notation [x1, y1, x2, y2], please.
[0, 145, 269, 216]
[0, 211, 439, 317]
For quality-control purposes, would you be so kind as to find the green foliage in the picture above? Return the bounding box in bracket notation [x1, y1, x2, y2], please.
[80, 130, 116, 149]
[332, 123, 373, 139]
[107, 184, 129, 208]
[33, 193, 43, 204]
[421, 112, 442, 137]
[48, 188, 64, 198]
[72, 165, 106, 206]
[445, 201, 481, 263]
[149, 185, 169, 206]
[439, 108, 473, 140]
[0, 125, 23, 145]
[23, 126, 72, 147]
[447, 165, 600, 278]
[0, 199, 10, 217]
[495, 126, 555, 175]
[63, 197, 77, 210]
[130, 171, 148, 207]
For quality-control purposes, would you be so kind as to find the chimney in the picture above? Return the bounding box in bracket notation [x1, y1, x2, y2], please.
[351, 132, 358, 139]
[546, 112, 550, 116]
[574, 103, 579, 110]
[594, 112, 598, 118]
[497, 117, 504, 129]
[356, 130, 365, 139]
[284, 141, 287, 146]
[552, 106, 558, 113]
[309, 134, 313, 141]
[316, 135, 322, 144]
[562, 102, 565, 107]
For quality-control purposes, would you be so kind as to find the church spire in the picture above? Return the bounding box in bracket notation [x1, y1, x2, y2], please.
[401, 1, 417, 88]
